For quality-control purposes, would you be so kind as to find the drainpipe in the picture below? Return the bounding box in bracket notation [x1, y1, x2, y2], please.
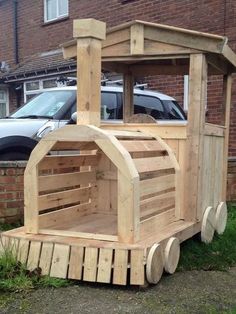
[13, 0, 19, 64]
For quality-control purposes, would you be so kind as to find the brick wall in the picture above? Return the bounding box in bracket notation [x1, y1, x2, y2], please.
[0, 161, 26, 223]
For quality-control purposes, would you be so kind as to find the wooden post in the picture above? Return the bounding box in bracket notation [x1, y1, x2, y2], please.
[123, 72, 134, 123]
[222, 74, 232, 200]
[73, 19, 106, 126]
[184, 54, 208, 221]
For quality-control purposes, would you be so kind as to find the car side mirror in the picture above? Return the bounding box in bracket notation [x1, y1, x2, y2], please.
[69, 112, 77, 124]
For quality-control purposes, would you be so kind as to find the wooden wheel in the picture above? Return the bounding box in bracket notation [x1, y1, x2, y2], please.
[146, 243, 163, 284]
[215, 202, 227, 235]
[164, 237, 180, 274]
[201, 206, 215, 243]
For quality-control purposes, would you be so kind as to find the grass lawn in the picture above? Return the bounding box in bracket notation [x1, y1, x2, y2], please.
[178, 202, 236, 271]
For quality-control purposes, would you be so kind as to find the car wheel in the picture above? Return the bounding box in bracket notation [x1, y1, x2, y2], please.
[0, 151, 31, 161]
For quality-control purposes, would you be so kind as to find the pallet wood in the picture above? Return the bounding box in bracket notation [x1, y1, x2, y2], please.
[27, 241, 41, 271]
[97, 248, 113, 283]
[50, 244, 70, 278]
[39, 242, 54, 275]
[113, 249, 128, 285]
[68, 246, 84, 280]
[83, 247, 99, 282]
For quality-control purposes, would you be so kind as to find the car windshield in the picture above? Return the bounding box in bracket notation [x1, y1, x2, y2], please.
[11, 90, 75, 119]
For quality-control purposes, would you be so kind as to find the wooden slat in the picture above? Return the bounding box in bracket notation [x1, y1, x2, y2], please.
[120, 140, 164, 153]
[50, 244, 70, 278]
[140, 191, 175, 220]
[17, 239, 30, 264]
[97, 153, 111, 213]
[113, 249, 128, 285]
[39, 201, 93, 228]
[39, 170, 96, 192]
[39, 154, 98, 171]
[204, 123, 225, 137]
[140, 174, 175, 197]
[97, 248, 113, 283]
[134, 156, 173, 173]
[130, 250, 145, 285]
[38, 186, 95, 211]
[68, 246, 84, 280]
[52, 141, 99, 151]
[130, 23, 144, 55]
[104, 129, 153, 139]
[140, 209, 175, 238]
[27, 241, 41, 271]
[83, 247, 98, 282]
[39, 242, 54, 275]
[39, 229, 118, 242]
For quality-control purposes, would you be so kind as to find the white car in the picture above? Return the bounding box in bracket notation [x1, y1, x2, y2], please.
[0, 86, 186, 160]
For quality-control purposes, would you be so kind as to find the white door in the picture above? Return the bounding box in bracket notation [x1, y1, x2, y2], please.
[0, 88, 9, 118]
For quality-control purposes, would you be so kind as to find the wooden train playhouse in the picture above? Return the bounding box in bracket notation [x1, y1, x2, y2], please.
[2, 19, 236, 286]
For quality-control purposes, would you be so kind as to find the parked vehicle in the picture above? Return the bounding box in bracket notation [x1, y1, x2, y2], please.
[0, 86, 186, 160]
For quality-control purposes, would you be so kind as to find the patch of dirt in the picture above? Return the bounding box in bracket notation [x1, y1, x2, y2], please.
[1, 268, 236, 314]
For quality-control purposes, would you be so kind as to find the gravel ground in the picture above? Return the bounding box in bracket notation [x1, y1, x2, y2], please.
[0, 268, 236, 314]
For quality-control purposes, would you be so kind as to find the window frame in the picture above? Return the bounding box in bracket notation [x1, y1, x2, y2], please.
[0, 87, 9, 118]
[44, 0, 69, 23]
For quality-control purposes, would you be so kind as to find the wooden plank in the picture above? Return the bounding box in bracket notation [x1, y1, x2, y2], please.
[83, 247, 98, 282]
[39, 170, 96, 192]
[140, 209, 175, 238]
[130, 23, 144, 55]
[204, 123, 225, 137]
[39, 201, 93, 228]
[118, 171, 140, 243]
[39, 242, 54, 275]
[39, 154, 98, 171]
[102, 28, 130, 48]
[52, 141, 99, 151]
[119, 140, 164, 153]
[113, 249, 128, 285]
[24, 166, 39, 234]
[130, 250, 145, 285]
[140, 174, 175, 197]
[184, 54, 207, 221]
[50, 244, 70, 278]
[97, 153, 111, 213]
[123, 72, 134, 123]
[39, 229, 118, 242]
[68, 246, 84, 280]
[105, 129, 152, 139]
[17, 239, 30, 265]
[140, 192, 175, 220]
[134, 156, 173, 173]
[38, 186, 95, 211]
[97, 248, 113, 283]
[27, 241, 41, 271]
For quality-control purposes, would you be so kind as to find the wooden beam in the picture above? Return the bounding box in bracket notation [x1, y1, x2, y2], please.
[130, 23, 144, 55]
[222, 74, 232, 200]
[184, 54, 208, 221]
[73, 19, 106, 126]
[123, 72, 134, 123]
[206, 54, 228, 75]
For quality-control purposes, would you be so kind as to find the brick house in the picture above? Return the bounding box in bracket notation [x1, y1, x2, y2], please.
[0, 0, 236, 166]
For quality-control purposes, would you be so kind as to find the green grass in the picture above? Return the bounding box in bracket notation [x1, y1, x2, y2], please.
[178, 202, 236, 271]
[0, 244, 70, 292]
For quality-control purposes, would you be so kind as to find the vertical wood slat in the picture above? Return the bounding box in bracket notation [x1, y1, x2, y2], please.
[184, 54, 208, 221]
[39, 242, 54, 275]
[27, 241, 42, 271]
[50, 244, 70, 278]
[123, 72, 134, 123]
[130, 249, 145, 285]
[118, 171, 140, 243]
[17, 239, 30, 265]
[83, 247, 98, 282]
[97, 248, 113, 283]
[68, 246, 84, 280]
[113, 249, 128, 285]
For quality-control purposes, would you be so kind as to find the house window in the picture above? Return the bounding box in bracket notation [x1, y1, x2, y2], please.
[44, 0, 69, 22]
[0, 88, 9, 118]
[24, 78, 61, 102]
